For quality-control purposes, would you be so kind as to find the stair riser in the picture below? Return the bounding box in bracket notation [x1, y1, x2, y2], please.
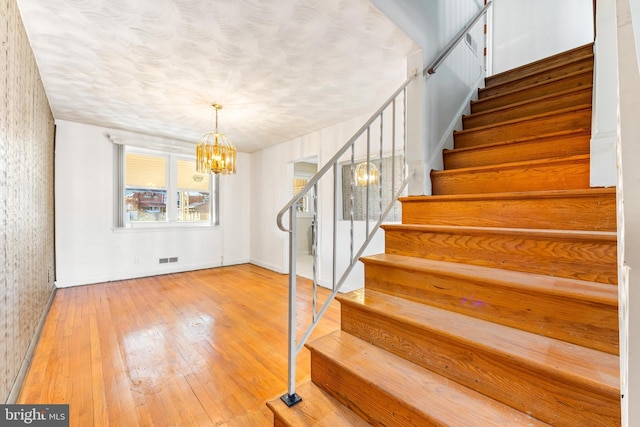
[339, 303, 620, 427]
[444, 132, 590, 169]
[472, 71, 593, 113]
[401, 192, 616, 232]
[432, 157, 590, 195]
[309, 351, 432, 426]
[454, 109, 592, 149]
[479, 58, 593, 99]
[464, 88, 592, 129]
[363, 262, 619, 354]
[383, 228, 617, 284]
[485, 45, 593, 87]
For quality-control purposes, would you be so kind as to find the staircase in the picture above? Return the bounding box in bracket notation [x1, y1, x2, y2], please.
[268, 44, 620, 426]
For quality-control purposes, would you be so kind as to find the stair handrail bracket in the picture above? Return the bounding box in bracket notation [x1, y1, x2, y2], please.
[276, 70, 416, 407]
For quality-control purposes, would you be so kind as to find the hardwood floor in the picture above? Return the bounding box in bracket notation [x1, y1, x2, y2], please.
[18, 264, 341, 426]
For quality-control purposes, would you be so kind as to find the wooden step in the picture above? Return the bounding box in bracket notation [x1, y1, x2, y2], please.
[464, 87, 593, 129]
[306, 330, 551, 426]
[400, 188, 616, 231]
[485, 43, 593, 88]
[432, 155, 590, 195]
[444, 130, 590, 169]
[471, 69, 593, 113]
[360, 253, 619, 354]
[479, 55, 593, 99]
[337, 290, 620, 426]
[267, 381, 370, 427]
[381, 224, 618, 284]
[454, 107, 592, 149]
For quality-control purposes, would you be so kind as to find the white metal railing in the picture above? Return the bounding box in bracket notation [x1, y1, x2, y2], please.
[276, 1, 492, 407]
[276, 72, 414, 406]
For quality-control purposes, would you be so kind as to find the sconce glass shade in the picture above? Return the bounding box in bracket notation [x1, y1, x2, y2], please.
[355, 161, 379, 186]
[196, 104, 236, 175]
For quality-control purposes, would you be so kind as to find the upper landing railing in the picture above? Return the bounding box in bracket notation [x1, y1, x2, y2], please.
[276, 0, 492, 407]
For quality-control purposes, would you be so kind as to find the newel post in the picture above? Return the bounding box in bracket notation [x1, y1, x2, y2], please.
[405, 50, 427, 196]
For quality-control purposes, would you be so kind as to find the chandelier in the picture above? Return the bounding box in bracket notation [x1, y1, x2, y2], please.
[355, 161, 379, 186]
[196, 103, 236, 175]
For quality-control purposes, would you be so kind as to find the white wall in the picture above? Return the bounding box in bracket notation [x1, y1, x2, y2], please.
[491, 0, 595, 74]
[372, 0, 486, 194]
[250, 127, 325, 274]
[616, 0, 640, 423]
[250, 106, 406, 292]
[592, 0, 619, 187]
[54, 120, 251, 287]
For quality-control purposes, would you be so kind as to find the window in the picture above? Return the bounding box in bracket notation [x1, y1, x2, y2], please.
[117, 146, 218, 227]
[125, 152, 168, 222]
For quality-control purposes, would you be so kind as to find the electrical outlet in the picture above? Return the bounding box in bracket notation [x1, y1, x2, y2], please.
[134, 257, 140, 264]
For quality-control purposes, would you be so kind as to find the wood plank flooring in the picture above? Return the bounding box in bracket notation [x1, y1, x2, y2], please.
[17, 264, 341, 426]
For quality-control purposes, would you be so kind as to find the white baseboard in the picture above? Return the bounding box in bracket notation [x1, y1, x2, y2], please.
[249, 258, 286, 274]
[54, 261, 228, 288]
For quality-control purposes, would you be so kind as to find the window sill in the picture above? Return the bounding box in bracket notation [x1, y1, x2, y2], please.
[112, 222, 220, 233]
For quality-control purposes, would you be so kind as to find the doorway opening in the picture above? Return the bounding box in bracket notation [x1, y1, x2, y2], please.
[292, 158, 318, 280]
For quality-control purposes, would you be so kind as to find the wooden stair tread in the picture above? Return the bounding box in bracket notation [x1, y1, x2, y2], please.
[479, 56, 593, 98]
[337, 289, 620, 398]
[267, 381, 370, 427]
[381, 223, 617, 242]
[360, 253, 617, 305]
[382, 224, 617, 284]
[472, 69, 593, 114]
[445, 129, 591, 155]
[432, 153, 590, 177]
[432, 154, 591, 194]
[307, 330, 551, 426]
[485, 43, 593, 87]
[475, 68, 593, 104]
[398, 188, 617, 232]
[443, 130, 591, 170]
[360, 253, 619, 354]
[454, 107, 592, 149]
[464, 86, 592, 128]
[455, 105, 592, 137]
[399, 187, 615, 204]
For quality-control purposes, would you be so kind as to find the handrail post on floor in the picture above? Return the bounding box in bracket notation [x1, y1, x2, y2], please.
[280, 206, 302, 407]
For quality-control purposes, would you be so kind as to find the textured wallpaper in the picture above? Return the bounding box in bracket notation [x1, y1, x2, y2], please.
[0, 0, 56, 402]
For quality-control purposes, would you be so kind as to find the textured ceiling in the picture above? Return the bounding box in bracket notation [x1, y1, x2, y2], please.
[16, 0, 418, 153]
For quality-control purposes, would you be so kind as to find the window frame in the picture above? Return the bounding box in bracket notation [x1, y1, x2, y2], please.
[339, 154, 404, 223]
[115, 144, 219, 229]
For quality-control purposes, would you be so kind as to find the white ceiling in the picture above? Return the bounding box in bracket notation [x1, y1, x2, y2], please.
[16, 0, 418, 153]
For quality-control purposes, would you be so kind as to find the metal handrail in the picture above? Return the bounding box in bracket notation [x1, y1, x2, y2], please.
[277, 71, 415, 407]
[424, 1, 492, 76]
[277, 1, 491, 407]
